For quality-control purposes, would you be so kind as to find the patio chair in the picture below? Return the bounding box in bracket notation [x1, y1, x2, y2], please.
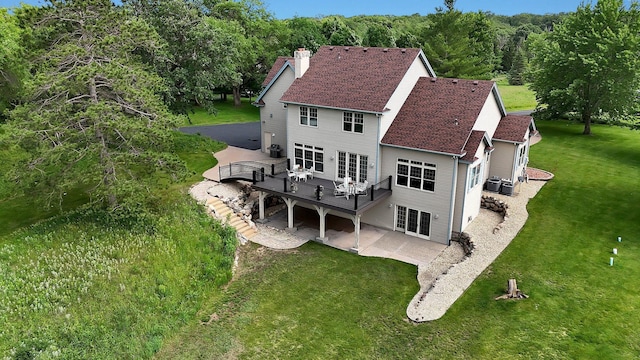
[306, 166, 315, 179]
[287, 169, 297, 181]
[355, 180, 369, 195]
[333, 181, 346, 196]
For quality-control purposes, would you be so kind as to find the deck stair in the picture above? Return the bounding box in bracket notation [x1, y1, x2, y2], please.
[206, 197, 257, 240]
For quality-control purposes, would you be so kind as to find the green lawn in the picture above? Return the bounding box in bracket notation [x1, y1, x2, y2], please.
[181, 97, 260, 126]
[495, 76, 538, 112]
[158, 121, 640, 359]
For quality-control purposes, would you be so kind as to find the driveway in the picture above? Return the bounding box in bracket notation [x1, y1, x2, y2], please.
[179, 122, 261, 150]
[508, 110, 534, 116]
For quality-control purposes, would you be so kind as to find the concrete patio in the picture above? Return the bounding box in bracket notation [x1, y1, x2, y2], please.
[258, 206, 447, 266]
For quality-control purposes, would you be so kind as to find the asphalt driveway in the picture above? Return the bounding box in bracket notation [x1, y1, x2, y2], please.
[179, 122, 261, 150]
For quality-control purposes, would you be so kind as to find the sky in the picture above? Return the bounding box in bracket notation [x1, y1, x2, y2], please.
[0, 0, 624, 18]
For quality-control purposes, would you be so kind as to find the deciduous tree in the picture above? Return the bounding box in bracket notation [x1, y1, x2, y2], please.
[527, 0, 640, 134]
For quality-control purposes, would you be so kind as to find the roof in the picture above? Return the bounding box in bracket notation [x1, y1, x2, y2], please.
[280, 46, 431, 113]
[382, 77, 496, 155]
[493, 115, 533, 143]
[262, 57, 294, 87]
[461, 130, 490, 162]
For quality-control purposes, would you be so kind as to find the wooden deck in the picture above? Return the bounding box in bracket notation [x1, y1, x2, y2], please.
[252, 174, 392, 216]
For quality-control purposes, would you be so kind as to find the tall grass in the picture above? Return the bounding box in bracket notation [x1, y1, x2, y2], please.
[0, 200, 237, 358]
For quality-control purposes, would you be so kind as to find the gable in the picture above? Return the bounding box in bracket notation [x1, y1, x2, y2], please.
[262, 57, 294, 87]
[382, 77, 496, 156]
[493, 115, 534, 143]
[255, 57, 294, 106]
[280, 46, 433, 113]
[461, 130, 491, 163]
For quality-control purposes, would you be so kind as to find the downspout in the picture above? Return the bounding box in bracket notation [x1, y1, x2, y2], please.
[285, 105, 290, 160]
[375, 114, 381, 184]
[459, 163, 468, 233]
[447, 156, 459, 246]
[511, 144, 519, 183]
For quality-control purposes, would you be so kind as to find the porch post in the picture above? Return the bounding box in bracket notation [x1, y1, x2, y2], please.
[350, 214, 362, 253]
[257, 191, 267, 223]
[313, 205, 330, 242]
[282, 197, 298, 231]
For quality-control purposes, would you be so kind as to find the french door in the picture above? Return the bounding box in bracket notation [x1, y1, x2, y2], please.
[337, 151, 368, 183]
[396, 206, 431, 239]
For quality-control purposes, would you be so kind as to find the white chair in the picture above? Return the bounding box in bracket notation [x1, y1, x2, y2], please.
[356, 180, 368, 195]
[287, 169, 297, 181]
[296, 171, 307, 182]
[333, 181, 346, 196]
[306, 166, 315, 179]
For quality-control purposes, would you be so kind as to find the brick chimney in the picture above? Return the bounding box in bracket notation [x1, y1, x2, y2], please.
[294, 48, 310, 79]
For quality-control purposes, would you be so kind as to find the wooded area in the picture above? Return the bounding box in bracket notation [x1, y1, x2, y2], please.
[1, 0, 639, 213]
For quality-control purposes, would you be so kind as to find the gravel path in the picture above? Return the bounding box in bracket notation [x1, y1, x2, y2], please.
[406, 180, 547, 322]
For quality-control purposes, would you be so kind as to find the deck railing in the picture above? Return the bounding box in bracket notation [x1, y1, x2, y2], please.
[266, 174, 393, 211]
[219, 159, 287, 182]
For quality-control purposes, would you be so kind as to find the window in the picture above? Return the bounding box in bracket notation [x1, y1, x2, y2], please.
[343, 112, 364, 133]
[337, 151, 368, 183]
[396, 159, 436, 192]
[468, 163, 482, 191]
[300, 106, 318, 127]
[517, 145, 527, 166]
[294, 143, 323, 172]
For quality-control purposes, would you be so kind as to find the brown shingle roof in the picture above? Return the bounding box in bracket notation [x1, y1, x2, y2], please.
[461, 130, 487, 162]
[382, 77, 496, 155]
[493, 115, 533, 143]
[280, 46, 423, 113]
[262, 57, 294, 87]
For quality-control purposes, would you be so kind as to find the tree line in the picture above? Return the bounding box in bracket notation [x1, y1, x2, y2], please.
[1, 0, 567, 117]
[0, 0, 638, 214]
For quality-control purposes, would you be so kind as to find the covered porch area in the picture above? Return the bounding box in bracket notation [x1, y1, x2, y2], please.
[258, 206, 447, 265]
[252, 173, 392, 253]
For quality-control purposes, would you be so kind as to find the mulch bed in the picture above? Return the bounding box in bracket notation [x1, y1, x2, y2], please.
[526, 167, 554, 181]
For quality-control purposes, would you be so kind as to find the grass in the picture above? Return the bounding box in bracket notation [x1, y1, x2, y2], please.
[494, 76, 538, 112]
[0, 128, 231, 358]
[181, 97, 260, 126]
[158, 120, 640, 359]
[0, 199, 238, 358]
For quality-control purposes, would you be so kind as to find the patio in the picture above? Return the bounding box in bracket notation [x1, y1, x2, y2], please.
[259, 206, 447, 266]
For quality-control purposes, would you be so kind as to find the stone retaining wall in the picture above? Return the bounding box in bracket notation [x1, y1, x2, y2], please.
[481, 195, 509, 233]
[481, 195, 508, 217]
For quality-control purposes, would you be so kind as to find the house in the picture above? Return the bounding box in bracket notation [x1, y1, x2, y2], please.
[252, 46, 535, 248]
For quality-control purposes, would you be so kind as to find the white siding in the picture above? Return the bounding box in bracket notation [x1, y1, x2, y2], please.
[489, 141, 517, 182]
[472, 92, 503, 139]
[285, 105, 379, 181]
[362, 146, 456, 245]
[452, 159, 485, 233]
[260, 68, 295, 153]
[513, 130, 531, 183]
[380, 57, 433, 140]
